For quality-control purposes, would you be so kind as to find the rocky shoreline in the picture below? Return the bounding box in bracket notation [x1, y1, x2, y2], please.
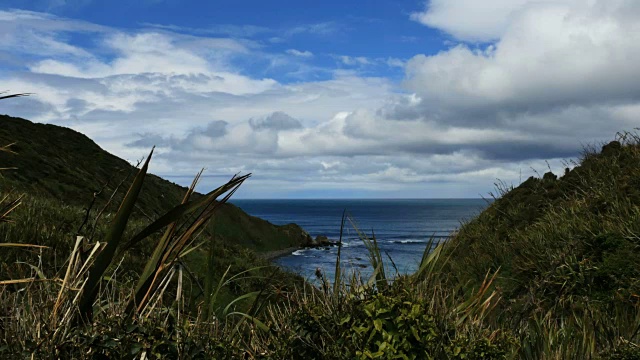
[259, 235, 340, 261]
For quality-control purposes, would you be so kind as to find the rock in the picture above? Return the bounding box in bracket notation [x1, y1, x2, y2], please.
[303, 235, 339, 248]
[315, 235, 331, 246]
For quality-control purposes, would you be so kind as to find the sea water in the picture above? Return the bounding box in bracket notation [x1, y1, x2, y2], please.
[231, 199, 488, 282]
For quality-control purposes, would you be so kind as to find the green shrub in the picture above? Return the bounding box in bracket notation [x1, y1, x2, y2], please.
[350, 292, 440, 359]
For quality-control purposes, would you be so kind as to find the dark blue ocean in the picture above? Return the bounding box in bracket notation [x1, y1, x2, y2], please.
[231, 199, 488, 282]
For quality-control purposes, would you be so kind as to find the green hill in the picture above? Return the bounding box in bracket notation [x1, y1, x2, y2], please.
[0, 114, 311, 253]
[0, 113, 309, 322]
[439, 136, 640, 358]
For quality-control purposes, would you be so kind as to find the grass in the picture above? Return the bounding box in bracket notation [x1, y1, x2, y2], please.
[437, 134, 640, 359]
[0, 139, 514, 358]
[0, 151, 305, 358]
[1, 101, 640, 358]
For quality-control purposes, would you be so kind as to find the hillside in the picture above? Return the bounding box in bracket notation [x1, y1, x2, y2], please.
[438, 135, 640, 357]
[446, 138, 640, 297]
[0, 114, 311, 252]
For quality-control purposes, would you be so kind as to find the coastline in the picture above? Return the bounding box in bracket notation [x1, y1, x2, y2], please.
[259, 246, 301, 261]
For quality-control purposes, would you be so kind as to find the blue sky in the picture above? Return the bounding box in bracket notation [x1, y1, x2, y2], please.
[0, 0, 441, 82]
[1, 1, 639, 198]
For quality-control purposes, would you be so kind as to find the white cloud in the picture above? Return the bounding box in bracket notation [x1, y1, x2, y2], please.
[411, 0, 533, 41]
[0, 9, 104, 60]
[385, 58, 405, 68]
[249, 111, 303, 131]
[405, 1, 640, 117]
[286, 21, 339, 36]
[286, 49, 313, 57]
[338, 55, 371, 66]
[29, 32, 255, 78]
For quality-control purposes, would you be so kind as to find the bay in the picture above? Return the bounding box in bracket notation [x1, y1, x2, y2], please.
[231, 199, 488, 282]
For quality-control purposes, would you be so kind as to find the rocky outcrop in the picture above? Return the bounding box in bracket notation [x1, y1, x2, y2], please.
[303, 235, 340, 248]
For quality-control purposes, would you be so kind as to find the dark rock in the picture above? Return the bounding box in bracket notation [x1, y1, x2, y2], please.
[315, 235, 331, 246]
[303, 234, 339, 248]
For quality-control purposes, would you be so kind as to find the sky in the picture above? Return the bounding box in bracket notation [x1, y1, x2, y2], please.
[1, 0, 639, 198]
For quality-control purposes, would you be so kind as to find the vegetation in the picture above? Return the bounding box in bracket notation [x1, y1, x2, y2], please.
[438, 134, 640, 359]
[0, 114, 312, 252]
[1, 105, 640, 358]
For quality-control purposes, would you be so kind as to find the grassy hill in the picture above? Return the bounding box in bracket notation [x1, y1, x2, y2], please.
[0, 114, 311, 253]
[437, 136, 640, 358]
[0, 113, 309, 344]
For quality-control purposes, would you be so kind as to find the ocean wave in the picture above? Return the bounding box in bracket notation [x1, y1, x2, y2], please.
[292, 249, 307, 256]
[392, 239, 427, 244]
[340, 242, 361, 248]
[391, 234, 450, 240]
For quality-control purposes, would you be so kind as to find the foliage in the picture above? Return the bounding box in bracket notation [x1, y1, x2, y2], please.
[2, 104, 640, 358]
[441, 134, 640, 359]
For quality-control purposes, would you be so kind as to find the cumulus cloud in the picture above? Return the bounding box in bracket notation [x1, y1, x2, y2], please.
[401, 0, 640, 147]
[411, 0, 532, 41]
[407, 2, 640, 111]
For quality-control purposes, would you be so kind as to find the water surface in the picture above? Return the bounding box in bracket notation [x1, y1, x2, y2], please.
[231, 199, 488, 282]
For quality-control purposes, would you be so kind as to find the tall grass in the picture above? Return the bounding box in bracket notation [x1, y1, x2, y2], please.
[436, 134, 640, 359]
[0, 146, 263, 357]
[0, 167, 514, 358]
[2, 124, 640, 358]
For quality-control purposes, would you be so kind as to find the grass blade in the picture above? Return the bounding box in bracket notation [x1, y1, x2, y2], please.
[127, 173, 250, 315]
[77, 148, 154, 321]
[333, 210, 346, 296]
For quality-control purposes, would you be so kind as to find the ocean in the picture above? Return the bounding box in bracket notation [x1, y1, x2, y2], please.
[231, 199, 488, 282]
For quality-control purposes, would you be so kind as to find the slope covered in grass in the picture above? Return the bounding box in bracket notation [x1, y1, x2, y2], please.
[440, 135, 640, 357]
[0, 114, 311, 252]
[448, 138, 640, 299]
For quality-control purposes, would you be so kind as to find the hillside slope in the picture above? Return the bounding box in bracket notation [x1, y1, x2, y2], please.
[440, 135, 640, 356]
[0, 114, 311, 252]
